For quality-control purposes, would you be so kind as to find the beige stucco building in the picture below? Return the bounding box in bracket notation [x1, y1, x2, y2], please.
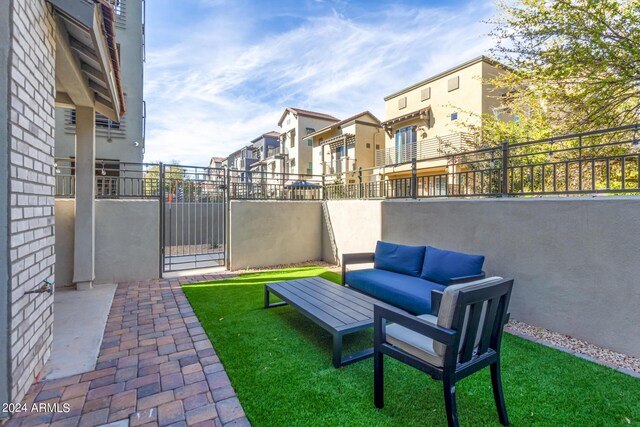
[309, 111, 383, 182]
[378, 56, 507, 187]
[277, 107, 339, 177]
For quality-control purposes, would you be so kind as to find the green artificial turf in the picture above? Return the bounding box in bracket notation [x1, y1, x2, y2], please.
[183, 266, 640, 426]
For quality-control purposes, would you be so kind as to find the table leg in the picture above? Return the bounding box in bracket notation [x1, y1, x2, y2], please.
[332, 333, 343, 368]
[264, 286, 287, 309]
[332, 332, 374, 368]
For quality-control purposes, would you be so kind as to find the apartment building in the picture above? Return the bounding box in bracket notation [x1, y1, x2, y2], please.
[309, 111, 383, 182]
[249, 131, 280, 175]
[277, 107, 340, 177]
[1, 0, 125, 409]
[54, 0, 145, 194]
[379, 56, 507, 185]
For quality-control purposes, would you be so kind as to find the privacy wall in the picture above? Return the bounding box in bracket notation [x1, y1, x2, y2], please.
[55, 199, 160, 286]
[381, 197, 640, 358]
[229, 201, 322, 270]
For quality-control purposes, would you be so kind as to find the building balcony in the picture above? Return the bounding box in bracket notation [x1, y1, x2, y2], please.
[375, 132, 478, 166]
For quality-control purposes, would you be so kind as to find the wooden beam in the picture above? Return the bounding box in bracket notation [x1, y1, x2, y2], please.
[54, 91, 75, 109]
[55, 18, 94, 108]
[88, 6, 121, 120]
[89, 81, 111, 102]
[81, 63, 107, 86]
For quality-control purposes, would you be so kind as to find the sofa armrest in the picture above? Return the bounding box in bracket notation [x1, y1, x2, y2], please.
[430, 289, 443, 316]
[448, 271, 486, 285]
[341, 252, 375, 285]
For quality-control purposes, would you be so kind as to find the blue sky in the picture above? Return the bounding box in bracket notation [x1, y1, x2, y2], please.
[144, 0, 496, 165]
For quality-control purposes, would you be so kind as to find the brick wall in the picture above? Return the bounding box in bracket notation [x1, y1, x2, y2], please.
[6, 0, 57, 403]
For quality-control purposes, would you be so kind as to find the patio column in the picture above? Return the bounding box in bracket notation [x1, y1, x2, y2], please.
[73, 106, 96, 291]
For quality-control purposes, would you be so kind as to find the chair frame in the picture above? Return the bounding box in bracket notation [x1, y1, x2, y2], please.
[373, 278, 514, 427]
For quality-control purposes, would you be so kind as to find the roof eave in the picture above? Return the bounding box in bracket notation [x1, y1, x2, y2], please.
[49, 0, 124, 121]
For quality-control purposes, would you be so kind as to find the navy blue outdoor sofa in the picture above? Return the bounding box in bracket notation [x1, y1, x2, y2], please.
[342, 241, 486, 315]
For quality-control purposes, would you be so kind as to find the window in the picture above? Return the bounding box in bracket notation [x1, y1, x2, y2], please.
[307, 138, 312, 147]
[451, 112, 458, 121]
[305, 127, 315, 134]
[421, 87, 431, 101]
[95, 159, 120, 197]
[307, 162, 313, 175]
[376, 144, 380, 149]
[394, 126, 417, 162]
[70, 110, 120, 129]
[291, 158, 296, 168]
[448, 76, 460, 92]
[290, 137, 295, 148]
[398, 97, 407, 110]
[514, 114, 520, 124]
[114, 0, 122, 15]
[366, 143, 371, 149]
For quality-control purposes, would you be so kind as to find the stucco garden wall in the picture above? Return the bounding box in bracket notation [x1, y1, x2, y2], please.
[321, 200, 382, 264]
[229, 201, 322, 270]
[381, 197, 640, 358]
[55, 199, 160, 286]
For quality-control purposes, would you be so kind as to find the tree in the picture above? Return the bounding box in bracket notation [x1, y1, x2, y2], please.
[487, 0, 640, 134]
[144, 161, 186, 197]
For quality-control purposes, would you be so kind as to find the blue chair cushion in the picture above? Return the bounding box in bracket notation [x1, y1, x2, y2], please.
[373, 241, 426, 277]
[420, 246, 485, 284]
[345, 268, 445, 315]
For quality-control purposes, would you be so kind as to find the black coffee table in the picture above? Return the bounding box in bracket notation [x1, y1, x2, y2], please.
[264, 276, 391, 368]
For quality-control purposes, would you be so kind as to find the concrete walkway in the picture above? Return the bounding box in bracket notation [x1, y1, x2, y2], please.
[44, 284, 118, 380]
[4, 273, 249, 427]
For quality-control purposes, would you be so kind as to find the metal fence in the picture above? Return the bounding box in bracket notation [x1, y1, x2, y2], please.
[54, 124, 640, 201]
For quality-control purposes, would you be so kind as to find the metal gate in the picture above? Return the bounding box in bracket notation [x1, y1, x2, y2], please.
[160, 164, 226, 272]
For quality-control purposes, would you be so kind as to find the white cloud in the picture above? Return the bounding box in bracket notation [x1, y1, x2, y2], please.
[144, 1, 496, 165]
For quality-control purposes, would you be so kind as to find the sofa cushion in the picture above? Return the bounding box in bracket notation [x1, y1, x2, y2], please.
[374, 241, 426, 277]
[345, 268, 444, 315]
[421, 246, 485, 284]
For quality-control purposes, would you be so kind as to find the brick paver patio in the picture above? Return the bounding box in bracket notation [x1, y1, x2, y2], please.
[3, 273, 249, 427]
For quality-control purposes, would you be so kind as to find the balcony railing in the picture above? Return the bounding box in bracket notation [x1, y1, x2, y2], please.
[54, 124, 640, 201]
[375, 132, 478, 166]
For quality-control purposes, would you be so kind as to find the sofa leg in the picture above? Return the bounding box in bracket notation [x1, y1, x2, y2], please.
[374, 350, 384, 408]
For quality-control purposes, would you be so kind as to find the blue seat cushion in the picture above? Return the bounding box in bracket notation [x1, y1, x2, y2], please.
[345, 268, 445, 315]
[420, 246, 485, 284]
[373, 241, 426, 277]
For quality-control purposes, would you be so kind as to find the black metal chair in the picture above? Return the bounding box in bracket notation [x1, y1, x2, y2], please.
[373, 277, 514, 427]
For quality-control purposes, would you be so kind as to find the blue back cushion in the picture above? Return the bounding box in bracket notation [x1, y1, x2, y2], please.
[421, 246, 485, 284]
[374, 241, 426, 277]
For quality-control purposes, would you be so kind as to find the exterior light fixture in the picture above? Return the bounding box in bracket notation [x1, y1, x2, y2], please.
[100, 160, 107, 176]
[133, 141, 140, 147]
[631, 126, 639, 151]
[54, 162, 61, 174]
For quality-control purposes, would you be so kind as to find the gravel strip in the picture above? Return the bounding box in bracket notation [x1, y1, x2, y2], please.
[231, 260, 341, 275]
[507, 320, 640, 376]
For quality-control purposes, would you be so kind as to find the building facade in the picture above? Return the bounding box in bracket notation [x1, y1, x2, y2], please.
[309, 111, 383, 180]
[378, 56, 507, 186]
[277, 107, 339, 177]
[248, 131, 280, 174]
[1, 0, 125, 412]
[54, 0, 145, 175]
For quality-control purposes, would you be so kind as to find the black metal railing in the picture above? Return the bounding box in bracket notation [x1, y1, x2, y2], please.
[54, 124, 640, 201]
